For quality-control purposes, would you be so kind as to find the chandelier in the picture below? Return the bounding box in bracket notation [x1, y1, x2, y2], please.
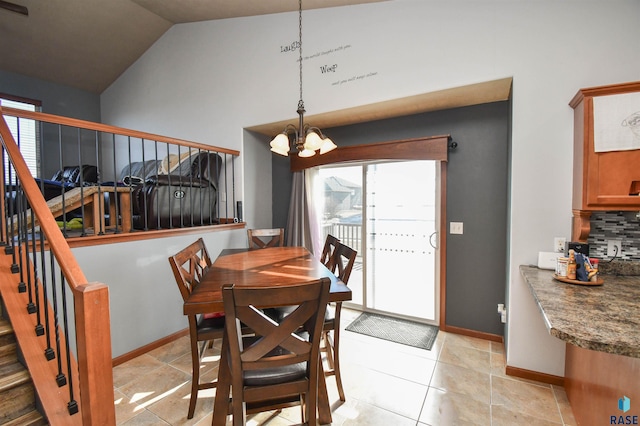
[270, 0, 337, 157]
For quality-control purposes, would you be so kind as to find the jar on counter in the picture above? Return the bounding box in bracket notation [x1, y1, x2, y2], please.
[567, 250, 577, 280]
[557, 257, 569, 277]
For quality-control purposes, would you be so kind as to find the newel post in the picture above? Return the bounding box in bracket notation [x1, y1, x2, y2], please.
[74, 282, 116, 425]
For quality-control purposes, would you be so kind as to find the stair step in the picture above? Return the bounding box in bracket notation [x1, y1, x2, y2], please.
[0, 366, 36, 424]
[0, 318, 13, 338]
[2, 409, 47, 426]
[0, 364, 31, 392]
[0, 341, 18, 367]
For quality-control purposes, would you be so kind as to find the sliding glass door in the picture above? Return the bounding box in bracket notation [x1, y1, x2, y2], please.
[318, 160, 439, 324]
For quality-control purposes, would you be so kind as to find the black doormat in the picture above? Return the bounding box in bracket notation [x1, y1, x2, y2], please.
[345, 312, 438, 351]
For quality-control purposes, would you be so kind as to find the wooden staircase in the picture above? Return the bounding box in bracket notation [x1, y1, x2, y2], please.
[0, 298, 47, 425]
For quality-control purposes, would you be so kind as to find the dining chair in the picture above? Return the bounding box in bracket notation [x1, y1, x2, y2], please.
[247, 228, 285, 249]
[168, 238, 224, 419]
[322, 242, 357, 402]
[221, 277, 331, 426]
[320, 234, 340, 270]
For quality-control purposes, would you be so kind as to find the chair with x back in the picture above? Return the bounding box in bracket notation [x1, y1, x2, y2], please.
[247, 228, 285, 249]
[168, 238, 224, 419]
[320, 234, 340, 270]
[322, 242, 357, 402]
[221, 277, 331, 425]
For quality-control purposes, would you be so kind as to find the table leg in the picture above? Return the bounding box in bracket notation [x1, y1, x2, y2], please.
[212, 331, 231, 426]
[317, 361, 332, 424]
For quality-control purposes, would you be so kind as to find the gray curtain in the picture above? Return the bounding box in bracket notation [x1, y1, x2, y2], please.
[286, 169, 322, 257]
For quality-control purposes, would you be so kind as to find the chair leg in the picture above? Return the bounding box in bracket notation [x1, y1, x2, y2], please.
[332, 327, 345, 402]
[231, 385, 246, 426]
[323, 331, 335, 370]
[188, 340, 204, 419]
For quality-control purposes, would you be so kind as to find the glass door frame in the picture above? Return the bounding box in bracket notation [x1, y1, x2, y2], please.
[295, 135, 450, 327]
[318, 159, 442, 326]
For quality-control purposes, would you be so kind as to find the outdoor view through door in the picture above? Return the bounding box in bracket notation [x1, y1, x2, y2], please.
[318, 161, 438, 324]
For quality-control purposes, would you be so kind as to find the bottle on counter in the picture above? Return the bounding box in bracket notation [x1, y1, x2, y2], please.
[589, 258, 599, 282]
[567, 249, 577, 280]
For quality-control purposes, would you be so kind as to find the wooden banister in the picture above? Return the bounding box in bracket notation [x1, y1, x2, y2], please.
[1, 106, 240, 156]
[74, 282, 115, 425]
[0, 107, 116, 425]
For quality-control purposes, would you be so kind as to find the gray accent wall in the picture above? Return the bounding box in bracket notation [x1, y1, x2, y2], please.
[272, 101, 510, 336]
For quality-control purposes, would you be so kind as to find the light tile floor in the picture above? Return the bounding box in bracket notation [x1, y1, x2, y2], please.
[113, 308, 577, 425]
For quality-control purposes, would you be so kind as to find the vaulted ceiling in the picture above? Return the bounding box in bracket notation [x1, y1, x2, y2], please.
[0, 0, 386, 94]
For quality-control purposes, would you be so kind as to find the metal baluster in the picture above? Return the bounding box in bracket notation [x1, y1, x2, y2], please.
[0, 148, 9, 248]
[76, 128, 87, 237]
[5, 152, 19, 272]
[94, 130, 105, 235]
[15, 184, 26, 293]
[31, 218, 48, 338]
[58, 273, 78, 415]
[38, 240, 53, 349]
[140, 138, 149, 230]
[109, 133, 119, 233]
[224, 152, 229, 221]
[25, 196, 37, 315]
[56, 125, 68, 237]
[49, 254, 65, 379]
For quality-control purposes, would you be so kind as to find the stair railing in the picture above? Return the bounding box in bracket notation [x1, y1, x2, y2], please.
[0, 107, 115, 425]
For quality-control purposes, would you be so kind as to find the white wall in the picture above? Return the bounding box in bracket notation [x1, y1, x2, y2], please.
[99, 0, 640, 372]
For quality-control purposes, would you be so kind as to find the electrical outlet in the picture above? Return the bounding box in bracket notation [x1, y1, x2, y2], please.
[554, 237, 566, 253]
[607, 239, 622, 257]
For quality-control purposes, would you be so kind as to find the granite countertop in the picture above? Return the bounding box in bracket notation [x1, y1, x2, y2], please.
[520, 265, 640, 358]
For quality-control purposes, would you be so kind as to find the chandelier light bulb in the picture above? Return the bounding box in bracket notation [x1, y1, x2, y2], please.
[270, 133, 290, 156]
[319, 137, 337, 154]
[304, 130, 323, 151]
[298, 148, 316, 158]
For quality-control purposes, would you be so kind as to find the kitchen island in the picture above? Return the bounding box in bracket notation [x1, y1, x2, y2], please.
[520, 265, 640, 426]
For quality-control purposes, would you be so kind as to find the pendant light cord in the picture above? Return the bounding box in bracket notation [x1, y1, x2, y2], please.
[298, 0, 304, 111]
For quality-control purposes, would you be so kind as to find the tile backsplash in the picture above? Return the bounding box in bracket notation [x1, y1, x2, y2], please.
[588, 211, 640, 261]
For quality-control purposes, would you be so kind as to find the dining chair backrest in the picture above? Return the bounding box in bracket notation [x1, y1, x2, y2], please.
[320, 242, 357, 403]
[168, 237, 223, 419]
[168, 237, 212, 302]
[320, 234, 340, 270]
[333, 243, 357, 285]
[222, 277, 331, 424]
[247, 228, 285, 249]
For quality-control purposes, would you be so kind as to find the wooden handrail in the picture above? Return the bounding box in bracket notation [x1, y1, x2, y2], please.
[1, 106, 240, 156]
[0, 107, 116, 425]
[0, 107, 87, 288]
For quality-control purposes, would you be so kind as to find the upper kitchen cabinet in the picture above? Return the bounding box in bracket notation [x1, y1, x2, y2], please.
[570, 81, 640, 241]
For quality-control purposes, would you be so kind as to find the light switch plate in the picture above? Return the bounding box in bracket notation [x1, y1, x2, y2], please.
[450, 222, 463, 234]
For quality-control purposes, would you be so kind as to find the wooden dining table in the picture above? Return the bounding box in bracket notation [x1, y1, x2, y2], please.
[183, 246, 352, 425]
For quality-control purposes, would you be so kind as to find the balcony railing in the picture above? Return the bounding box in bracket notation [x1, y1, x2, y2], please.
[2, 106, 241, 241]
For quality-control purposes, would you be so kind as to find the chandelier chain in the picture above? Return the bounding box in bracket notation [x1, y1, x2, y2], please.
[298, 0, 303, 108]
